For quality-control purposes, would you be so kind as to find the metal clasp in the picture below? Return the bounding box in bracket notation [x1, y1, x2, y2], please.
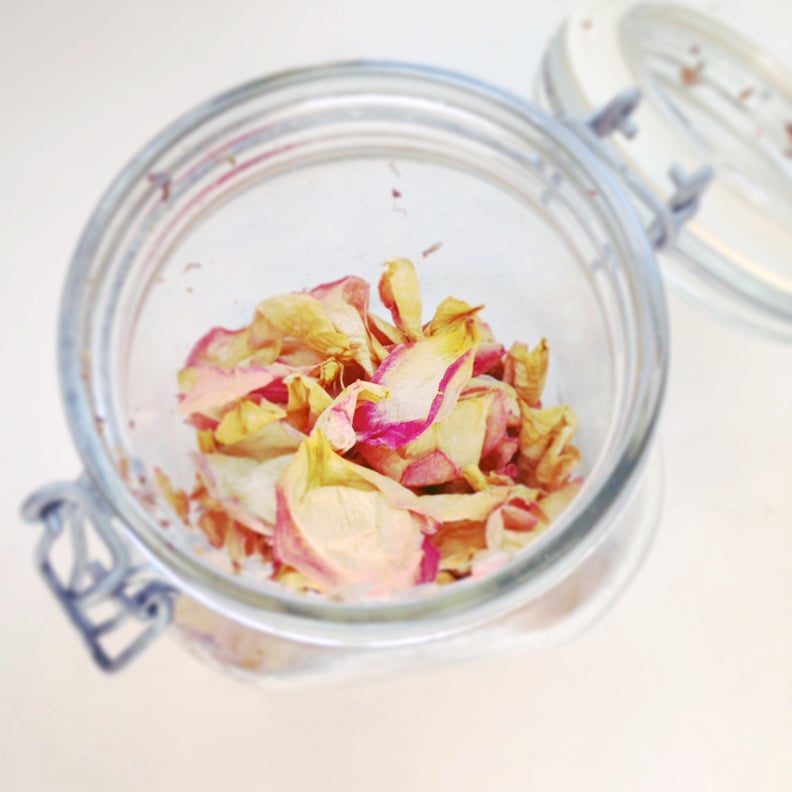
[22, 478, 177, 672]
[570, 88, 713, 250]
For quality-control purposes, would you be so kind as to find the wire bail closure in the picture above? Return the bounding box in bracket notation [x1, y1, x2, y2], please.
[21, 477, 177, 672]
[574, 87, 713, 250]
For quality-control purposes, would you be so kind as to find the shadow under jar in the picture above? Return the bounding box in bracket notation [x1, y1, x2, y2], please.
[27, 62, 668, 685]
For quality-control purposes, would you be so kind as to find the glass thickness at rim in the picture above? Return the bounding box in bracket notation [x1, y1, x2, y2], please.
[59, 61, 668, 646]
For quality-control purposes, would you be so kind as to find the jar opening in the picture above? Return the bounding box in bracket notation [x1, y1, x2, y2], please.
[61, 62, 667, 644]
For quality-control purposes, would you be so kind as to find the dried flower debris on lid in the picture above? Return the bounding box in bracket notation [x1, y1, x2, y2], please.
[159, 258, 583, 600]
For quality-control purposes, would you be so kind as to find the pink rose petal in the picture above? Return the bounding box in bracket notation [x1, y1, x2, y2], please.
[354, 325, 477, 449]
[177, 364, 296, 416]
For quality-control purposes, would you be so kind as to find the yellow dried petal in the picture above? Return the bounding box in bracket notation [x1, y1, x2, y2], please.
[285, 374, 333, 434]
[195, 452, 295, 531]
[218, 419, 305, 462]
[535, 427, 580, 489]
[433, 520, 488, 574]
[252, 293, 352, 359]
[215, 400, 287, 446]
[378, 258, 425, 341]
[153, 467, 190, 522]
[504, 338, 549, 406]
[424, 296, 484, 337]
[462, 463, 490, 492]
[197, 429, 217, 454]
[518, 404, 574, 462]
[274, 431, 430, 597]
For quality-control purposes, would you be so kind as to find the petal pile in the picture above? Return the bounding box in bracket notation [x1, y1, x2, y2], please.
[163, 258, 583, 599]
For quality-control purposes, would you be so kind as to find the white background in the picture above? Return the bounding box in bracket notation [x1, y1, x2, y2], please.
[2, 1, 791, 790]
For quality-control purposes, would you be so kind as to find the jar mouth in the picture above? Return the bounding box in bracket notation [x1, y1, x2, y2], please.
[60, 61, 668, 646]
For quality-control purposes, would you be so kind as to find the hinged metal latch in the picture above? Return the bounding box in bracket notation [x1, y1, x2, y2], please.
[571, 87, 713, 251]
[22, 478, 177, 672]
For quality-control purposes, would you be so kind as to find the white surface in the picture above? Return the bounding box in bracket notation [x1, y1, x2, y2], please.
[2, 1, 791, 791]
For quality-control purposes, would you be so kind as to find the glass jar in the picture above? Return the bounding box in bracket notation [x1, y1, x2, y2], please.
[24, 61, 684, 685]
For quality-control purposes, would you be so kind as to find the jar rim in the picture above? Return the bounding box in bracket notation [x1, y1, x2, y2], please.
[59, 60, 669, 646]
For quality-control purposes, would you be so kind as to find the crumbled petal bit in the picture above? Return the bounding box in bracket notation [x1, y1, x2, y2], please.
[196, 509, 272, 567]
[154, 467, 190, 522]
[378, 258, 425, 340]
[421, 242, 443, 258]
[147, 171, 171, 201]
[274, 431, 432, 597]
[274, 564, 319, 592]
[169, 259, 583, 597]
[680, 62, 705, 86]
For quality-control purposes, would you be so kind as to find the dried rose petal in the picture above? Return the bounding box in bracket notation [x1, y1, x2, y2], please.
[309, 277, 376, 376]
[534, 478, 583, 524]
[417, 536, 441, 584]
[153, 467, 190, 522]
[518, 403, 575, 462]
[433, 520, 488, 574]
[518, 403, 579, 488]
[284, 374, 333, 434]
[274, 431, 433, 597]
[424, 297, 505, 375]
[216, 419, 305, 462]
[214, 399, 287, 446]
[253, 288, 381, 379]
[194, 452, 295, 534]
[313, 380, 388, 452]
[177, 364, 296, 416]
[186, 325, 281, 370]
[359, 391, 505, 486]
[367, 310, 407, 350]
[503, 338, 549, 407]
[379, 258, 425, 341]
[354, 323, 478, 448]
[251, 293, 351, 357]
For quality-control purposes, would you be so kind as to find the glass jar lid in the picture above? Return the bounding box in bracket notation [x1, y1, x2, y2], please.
[540, 0, 792, 339]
